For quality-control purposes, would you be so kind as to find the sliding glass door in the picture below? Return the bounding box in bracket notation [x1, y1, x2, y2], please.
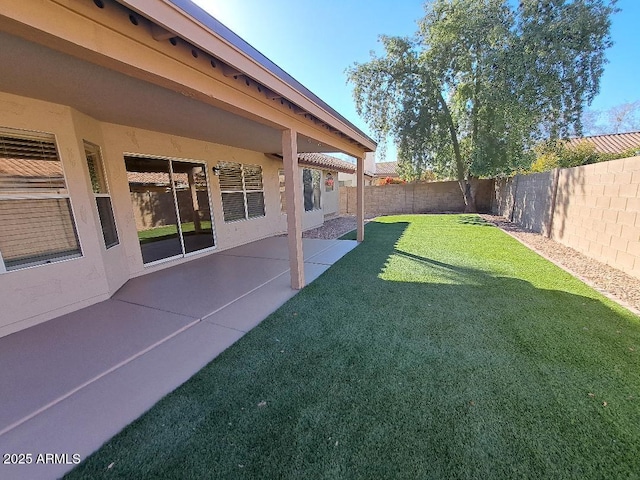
[125, 156, 214, 264]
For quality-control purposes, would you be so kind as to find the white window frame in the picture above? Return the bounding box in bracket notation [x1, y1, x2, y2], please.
[218, 161, 265, 222]
[84, 141, 119, 249]
[0, 127, 83, 273]
[124, 153, 217, 266]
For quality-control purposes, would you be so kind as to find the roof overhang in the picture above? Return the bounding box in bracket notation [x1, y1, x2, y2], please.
[0, 0, 376, 158]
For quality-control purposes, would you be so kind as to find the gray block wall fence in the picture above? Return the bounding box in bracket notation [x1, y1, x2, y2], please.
[339, 155, 640, 280]
[340, 179, 494, 217]
[495, 156, 639, 279]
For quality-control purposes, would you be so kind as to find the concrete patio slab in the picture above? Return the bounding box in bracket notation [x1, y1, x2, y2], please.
[0, 321, 244, 480]
[221, 236, 337, 261]
[0, 237, 358, 480]
[114, 253, 291, 318]
[0, 299, 197, 434]
[306, 240, 360, 266]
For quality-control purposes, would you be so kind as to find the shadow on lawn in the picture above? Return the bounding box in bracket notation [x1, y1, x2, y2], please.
[457, 215, 493, 226]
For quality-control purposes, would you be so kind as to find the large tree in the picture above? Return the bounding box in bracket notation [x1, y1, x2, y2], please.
[348, 0, 616, 211]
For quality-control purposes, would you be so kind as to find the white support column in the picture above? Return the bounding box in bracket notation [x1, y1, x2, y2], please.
[356, 155, 365, 242]
[282, 128, 305, 289]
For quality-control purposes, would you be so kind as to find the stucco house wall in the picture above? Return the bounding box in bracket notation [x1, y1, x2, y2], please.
[0, 91, 343, 337]
[0, 0, 375, 338]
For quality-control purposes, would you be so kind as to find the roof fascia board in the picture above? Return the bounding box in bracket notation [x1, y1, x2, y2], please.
[119, 0, 376, 151]
[0, 1, 367, 157]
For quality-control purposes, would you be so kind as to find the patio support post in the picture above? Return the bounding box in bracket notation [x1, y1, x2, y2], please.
[282, 128, 305, 289]
[356, 155, 365, 242]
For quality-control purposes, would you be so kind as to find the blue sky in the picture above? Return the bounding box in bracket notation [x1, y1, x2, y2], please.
[193, 0, 640, 156]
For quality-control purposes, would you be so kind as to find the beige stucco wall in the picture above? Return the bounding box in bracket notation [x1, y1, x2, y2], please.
[551, 156, 640, 279]
[0, 91, 327, 337]
[0, 93, 113, 337]
[99, 122, 288, 280]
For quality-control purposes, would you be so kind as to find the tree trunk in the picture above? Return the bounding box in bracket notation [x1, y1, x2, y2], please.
[434, 90, 477, 213]
[459, 179, 477, 213]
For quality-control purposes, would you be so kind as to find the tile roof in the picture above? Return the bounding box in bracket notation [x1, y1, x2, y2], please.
[374, 161, 399, 176]
[297, 153, 356, 174]
[567, 131, 640, 154]
[0, 158, 63, 178]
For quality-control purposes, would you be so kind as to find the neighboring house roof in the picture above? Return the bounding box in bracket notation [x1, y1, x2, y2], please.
[374, 161, 399, 177]
[298, 153, 356, 174]
[567, 131, 640, 154]
[0, 158, 63, 178]
[126, 171, 186, 186]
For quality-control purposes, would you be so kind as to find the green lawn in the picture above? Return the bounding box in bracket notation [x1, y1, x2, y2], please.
[68, 214, 640, 479]
[138, 221, 212, 244]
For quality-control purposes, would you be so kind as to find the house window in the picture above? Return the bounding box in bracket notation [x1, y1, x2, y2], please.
[278, 169, 286, 213]
[0, 127, 81, 272]
[303, 168, 321, 211]
[218, 162, 265, 222]
[84, 141, 118, 249]
[125, 156, 215, 264]
[325, 172, 334, 192]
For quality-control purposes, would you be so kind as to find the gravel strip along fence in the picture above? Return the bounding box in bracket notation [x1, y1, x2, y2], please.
[481, 214, 640, 315]
[301, 216, 370, 240]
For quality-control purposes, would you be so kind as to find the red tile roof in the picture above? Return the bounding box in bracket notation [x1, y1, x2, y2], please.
[297, 153, 356, 174]
[0, 158, 63, 178]
[567, 131, 640, 154]
[374, 161, 399, 177]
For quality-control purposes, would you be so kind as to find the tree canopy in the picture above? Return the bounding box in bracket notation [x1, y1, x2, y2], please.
[347, 0, 617, 211]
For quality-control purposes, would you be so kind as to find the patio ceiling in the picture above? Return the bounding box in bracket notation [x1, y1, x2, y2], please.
[0, 31, 330, 155]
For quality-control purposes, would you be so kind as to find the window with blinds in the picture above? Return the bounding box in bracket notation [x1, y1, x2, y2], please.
[0, 127, 81, 272]
[218, 162, 265, 222]
[85, 141, 119, 249]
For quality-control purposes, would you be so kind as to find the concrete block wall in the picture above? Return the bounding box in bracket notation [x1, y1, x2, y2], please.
[493, 170, 558, 236]
[494, 156, 640, 280]
[340, 179, 493, 217]
[551, 156, 640, 279]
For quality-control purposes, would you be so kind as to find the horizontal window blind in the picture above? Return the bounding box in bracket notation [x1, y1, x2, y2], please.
[217, 162, 265, 222]
[221, 192, 245, 222]
[0, 198, 81, 269]
[218, 162, 243, 191]
[0, 128, 82, 271]
[246, 192, 265, 218]
[243, 164, 264, 190]
[0, 131, 59, 160]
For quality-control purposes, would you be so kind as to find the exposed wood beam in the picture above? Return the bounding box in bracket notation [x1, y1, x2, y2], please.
[262, 87, 282, 100]
[219, 63, 242, 78]
[150, 23, 175, 41]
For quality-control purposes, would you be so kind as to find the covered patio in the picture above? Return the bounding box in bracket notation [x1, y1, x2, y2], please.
[0, 236, 357, 480]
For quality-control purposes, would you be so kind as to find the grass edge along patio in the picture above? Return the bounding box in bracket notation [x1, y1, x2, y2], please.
[67, 215, 640, 479]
